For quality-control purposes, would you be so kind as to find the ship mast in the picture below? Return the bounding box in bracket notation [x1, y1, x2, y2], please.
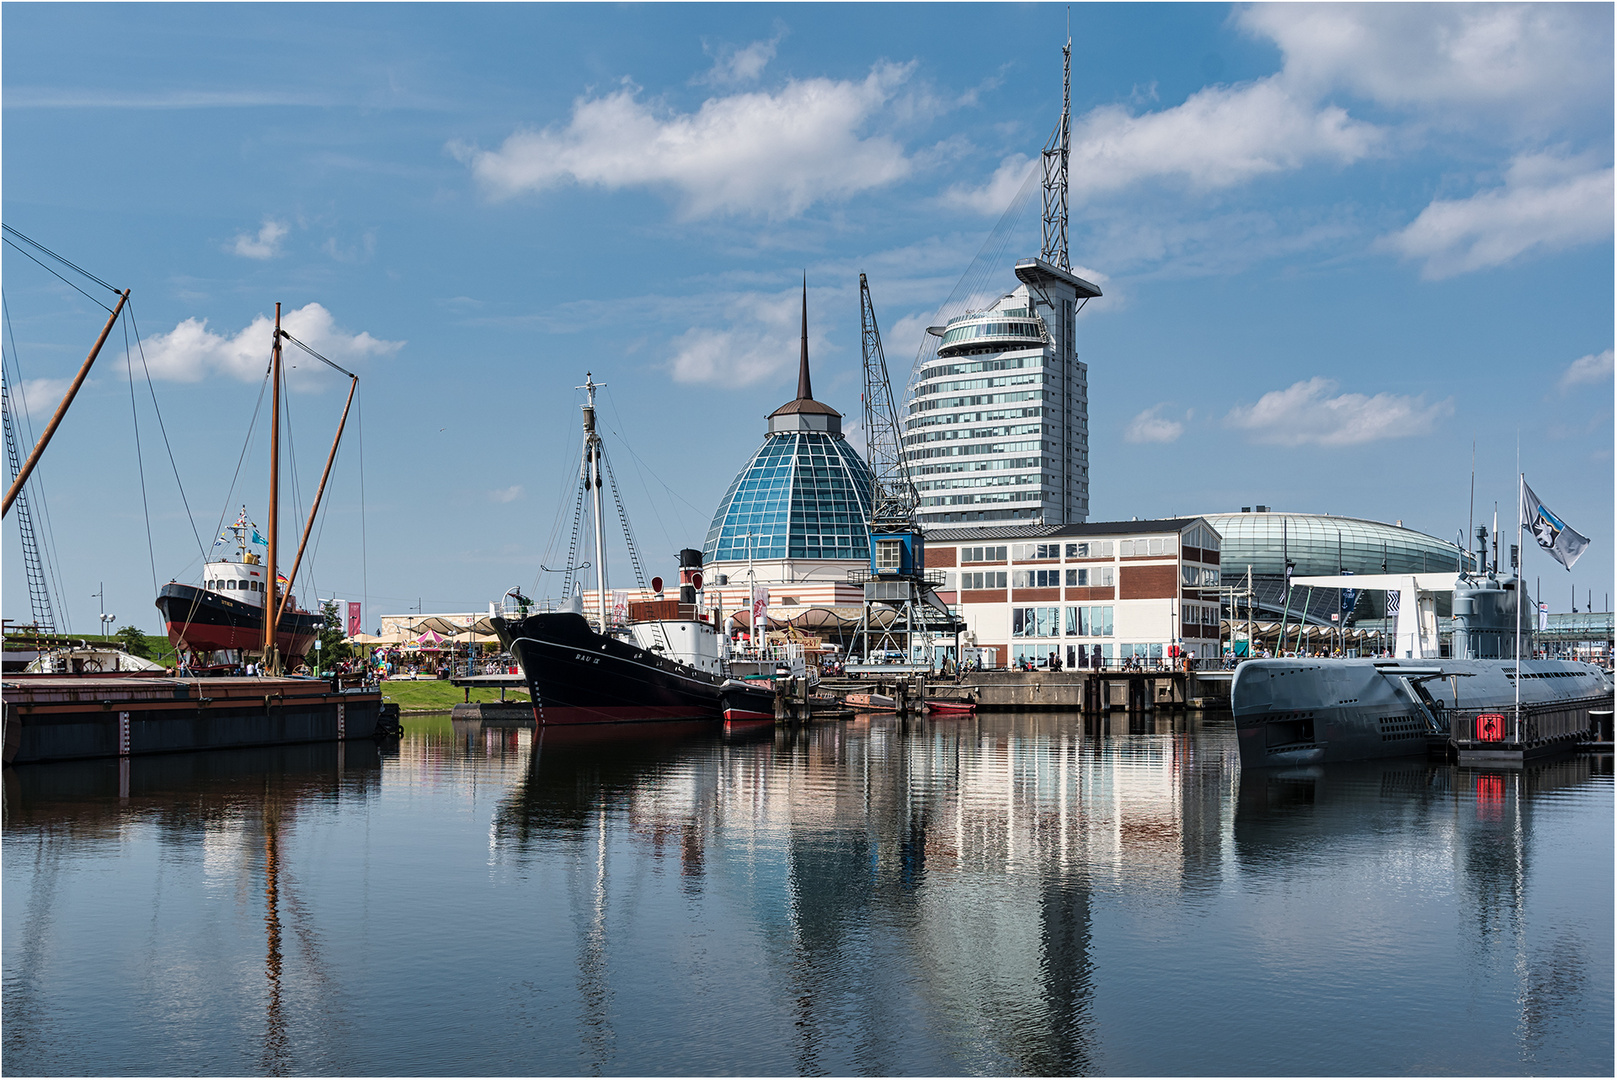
[263, 303, 282, 672]
[579, 373, 609, 632]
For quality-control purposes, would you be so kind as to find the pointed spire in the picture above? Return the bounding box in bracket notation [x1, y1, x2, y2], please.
[797, 274, 812, 401]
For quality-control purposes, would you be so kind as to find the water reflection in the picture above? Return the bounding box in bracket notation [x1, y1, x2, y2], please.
[2, 715, 1609, 1076]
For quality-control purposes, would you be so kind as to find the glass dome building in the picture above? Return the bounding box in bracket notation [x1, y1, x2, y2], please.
[703, 295, 874, 566]
[1202, 509, 1475, 626]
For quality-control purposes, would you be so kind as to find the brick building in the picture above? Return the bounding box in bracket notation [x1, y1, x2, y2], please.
[923, 518, 1223, 667]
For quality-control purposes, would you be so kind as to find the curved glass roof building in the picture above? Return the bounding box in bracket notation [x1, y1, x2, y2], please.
[703, 292, 874, 565]
[1203, 511, 1472, 577]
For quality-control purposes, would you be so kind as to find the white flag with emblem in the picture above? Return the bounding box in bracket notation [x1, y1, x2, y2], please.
[1521, 478, 1590, 570]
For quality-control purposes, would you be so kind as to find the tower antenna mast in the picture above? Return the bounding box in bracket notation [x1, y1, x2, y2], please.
[1040, 21, 1072, 270]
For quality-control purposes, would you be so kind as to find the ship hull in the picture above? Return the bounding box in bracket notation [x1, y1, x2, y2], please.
[156, 583, 321, 659]
[1231, 657, 1611, 769]
[719, 680, 776, 724]
[493, 612, 731, 726]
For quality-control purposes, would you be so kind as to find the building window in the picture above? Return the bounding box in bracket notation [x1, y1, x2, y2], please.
[1012, 606, 1060, 637]
[1065, 605, 1114, 636]
[1013, 569, 1062, 588]
[1121, 537, 1176, 557]
[961, 571, 1007, 590]
[1065, 567, 1115, 587]
[960, 545, 1008, 563]
[875, 539, 902, 571]
[1012, 542, 1061, 560]
[1065, 540, 1114, 558]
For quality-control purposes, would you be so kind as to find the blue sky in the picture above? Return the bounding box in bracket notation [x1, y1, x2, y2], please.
[3, 2, 1612, 634]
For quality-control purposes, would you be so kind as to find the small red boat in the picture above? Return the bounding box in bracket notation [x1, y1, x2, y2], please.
[925, 700, 975, 715]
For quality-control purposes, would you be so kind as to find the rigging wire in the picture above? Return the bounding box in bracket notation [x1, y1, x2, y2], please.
[122, 317, 159, 598]
[209, 363, 274, 575]
[905, 154, 1043, 397]
[0, 235, 116, 313]
[126, 302, 208, 566]
[2, 291, 72, 631]
[357, 390, 369, 635]
[0, 225, 120, 295]
[600, 384, 701, 554]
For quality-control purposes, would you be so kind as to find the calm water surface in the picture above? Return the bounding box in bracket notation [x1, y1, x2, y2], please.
[3, 712, 1611, 1076]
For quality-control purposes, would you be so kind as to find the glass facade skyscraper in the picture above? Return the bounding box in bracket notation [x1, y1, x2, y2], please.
[905, 258, 1100, 529]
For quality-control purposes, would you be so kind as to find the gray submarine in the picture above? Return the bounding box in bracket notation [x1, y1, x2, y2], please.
[1231, 526, 1612, 768]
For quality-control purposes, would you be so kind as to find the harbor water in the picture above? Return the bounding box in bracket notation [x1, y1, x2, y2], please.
[3, 712, 1611, 1076]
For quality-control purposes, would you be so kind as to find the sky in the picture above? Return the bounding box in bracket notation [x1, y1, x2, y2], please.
[2, 2, 1612, 636]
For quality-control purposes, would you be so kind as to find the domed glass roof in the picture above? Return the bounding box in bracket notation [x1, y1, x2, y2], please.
[704, 431, 873, 563]
[1201, 512, 1472, 577]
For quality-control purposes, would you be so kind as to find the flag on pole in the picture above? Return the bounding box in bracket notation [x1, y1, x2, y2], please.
[1521, 478, 1590, 570]
[1385, 590, 1400, 616]
[251, 529, 267, 546]
[347, 601, 362, 637]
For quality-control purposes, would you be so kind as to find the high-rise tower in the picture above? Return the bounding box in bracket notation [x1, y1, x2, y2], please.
[905, 36, 1100, 529]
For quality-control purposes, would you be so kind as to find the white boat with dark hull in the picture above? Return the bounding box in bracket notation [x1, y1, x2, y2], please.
[492, 375, 775, 727]
[1233, 537, 1612, 768]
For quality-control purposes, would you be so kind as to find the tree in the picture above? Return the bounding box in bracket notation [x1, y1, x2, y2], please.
[114, 624, 150, 658]
[318, 600, 353, 668]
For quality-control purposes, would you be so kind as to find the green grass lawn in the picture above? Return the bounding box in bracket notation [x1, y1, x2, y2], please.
[380, 679, 529, 712]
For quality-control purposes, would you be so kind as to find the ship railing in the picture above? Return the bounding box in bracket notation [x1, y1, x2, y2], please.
[730, 643, 804, 663]
[1445, 697, 1606, 745]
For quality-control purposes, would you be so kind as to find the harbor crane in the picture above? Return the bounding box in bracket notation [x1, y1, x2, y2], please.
[847, 273, 962, 674]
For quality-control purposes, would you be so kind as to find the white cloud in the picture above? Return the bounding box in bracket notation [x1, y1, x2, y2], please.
[16, 377, 73, 416]
[1224, 377, 1453, 446]
[696, 33, 783, 86]
[1070, 77, 1382, 197]
[941, 153, 1035, 214]
[456, 63, 914, 218]
[1559, 348, 1614, 391]
[489, 485, 524, 503]
[1124, 405, 1184, 444]
[1382, 153, 1613, 279]
[141, 303, 403, 385]
[1240, 3, 1612, 129]
[666, 287, 811, 387]
[230, 219, 289, 260]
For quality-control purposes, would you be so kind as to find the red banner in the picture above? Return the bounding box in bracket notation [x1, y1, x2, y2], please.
[347, 601, 362, 637]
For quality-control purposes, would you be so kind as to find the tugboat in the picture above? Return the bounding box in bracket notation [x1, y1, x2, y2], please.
[492, 374, 775, 726]
[156, 507, 322, 666]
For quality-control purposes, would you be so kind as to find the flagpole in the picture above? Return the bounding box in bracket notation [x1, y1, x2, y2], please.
[1515, 468, 1522, 737]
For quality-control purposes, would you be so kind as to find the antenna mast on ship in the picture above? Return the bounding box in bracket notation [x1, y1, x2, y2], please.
[264, 304, 283, 673]
[1040, 20, 1072, 270]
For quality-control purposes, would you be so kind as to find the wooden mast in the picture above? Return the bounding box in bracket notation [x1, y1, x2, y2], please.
[3, 289, 129, 518]
[264, 303, 282, 671]
[276, 373, 357, 627]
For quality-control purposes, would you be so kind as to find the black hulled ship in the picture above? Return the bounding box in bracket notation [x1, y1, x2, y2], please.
[492, 374, 774, 726]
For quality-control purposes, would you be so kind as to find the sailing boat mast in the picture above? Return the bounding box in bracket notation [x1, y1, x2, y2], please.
[263, 303, 282, 670]
[579, 373, 609, 632]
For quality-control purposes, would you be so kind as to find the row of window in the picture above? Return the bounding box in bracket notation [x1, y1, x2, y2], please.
[918, 355, 1045, 381]
[915, 456, 1043, 476]
[907, 439, 1042, 461]
[920, 491, 1035, 506]
[915, 371, 1042, 398]
[903, 422, 1043, 446]
[1181, 566, 1222, 587]
[907, 406, 1044, 430]
[912, 389, 1050, 413]
[998, 566, 1116, 589]
[917, 472, 1044, 491]
[1185, 603, 1219, 625]
[1011, 605, 1115, 638]
[210, 577, 262, 593]
[1183, 523, 1221, 552]
[959, 571, 1009, 590]
[938, 320, 1045, 348]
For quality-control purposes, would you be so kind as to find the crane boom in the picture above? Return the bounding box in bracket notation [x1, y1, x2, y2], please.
[859, 273, 918, 529]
